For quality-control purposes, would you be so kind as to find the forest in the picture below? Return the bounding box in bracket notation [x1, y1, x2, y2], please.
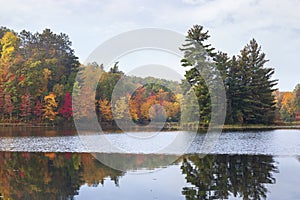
[0, 25, 298, 127]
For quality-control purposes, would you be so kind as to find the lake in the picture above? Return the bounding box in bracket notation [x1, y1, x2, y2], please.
[0, 128, 300, 199]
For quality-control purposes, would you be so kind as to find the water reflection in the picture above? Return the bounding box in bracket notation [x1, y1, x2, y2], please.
[181, 154, 278, 200]
[0, 152, 122, 199]
[0, 126, 77, 137]
[0, 152, 280, 200]
[93, 153, 179, 172]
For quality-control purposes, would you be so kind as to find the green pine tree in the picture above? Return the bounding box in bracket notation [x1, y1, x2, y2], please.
[180, 25, 216, 125]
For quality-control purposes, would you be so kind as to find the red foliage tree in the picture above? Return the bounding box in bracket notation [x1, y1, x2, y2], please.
[33, 100, 43, 122]
[129, 86, 145, 122]
[19, 93, 32, 121]
[3, 94, 14, 122]
[59, 92, 73, 119]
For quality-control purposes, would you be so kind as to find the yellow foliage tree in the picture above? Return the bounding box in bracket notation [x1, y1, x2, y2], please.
[0, 31, 19, 63]
[43, 93, 58, 121]
[162, 101, 180, 121]
[129, 98, 139, 122]
[99, 98, 113, 122]
[280, 92, 296, 122]
[0, 31, 20, 92]
[113, 96, 131, 120]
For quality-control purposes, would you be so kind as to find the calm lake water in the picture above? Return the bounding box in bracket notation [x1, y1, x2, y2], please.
[0, 128, 300, 199]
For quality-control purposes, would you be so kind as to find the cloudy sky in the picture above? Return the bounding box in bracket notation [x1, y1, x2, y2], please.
[1, 0, 299, 91]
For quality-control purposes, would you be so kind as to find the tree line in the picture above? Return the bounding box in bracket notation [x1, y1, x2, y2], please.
[0, 27, 79, 124]
[0, 27, 181, 126]
[73, 63, 182, 127]
[0, 25, 297, 126]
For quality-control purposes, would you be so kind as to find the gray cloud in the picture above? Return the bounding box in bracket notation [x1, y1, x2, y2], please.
[0, 0, 299, 90]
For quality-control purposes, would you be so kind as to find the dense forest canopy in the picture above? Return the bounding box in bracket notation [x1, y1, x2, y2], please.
[0, 25, 297, 127]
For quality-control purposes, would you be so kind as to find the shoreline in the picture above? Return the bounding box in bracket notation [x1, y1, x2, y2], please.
[1, 122, 300, 131]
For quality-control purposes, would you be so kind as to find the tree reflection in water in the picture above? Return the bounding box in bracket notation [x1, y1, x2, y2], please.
[0, 152, 179, 199]
[0, 152, 123, 200]
[0, 152, 280, 200]
[181, 154, 278, 200]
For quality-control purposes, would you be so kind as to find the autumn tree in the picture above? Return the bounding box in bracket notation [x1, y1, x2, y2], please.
[0, 26, 13, 57]
[0, 28, 80, 123]
[18, 28, 79, 93]
[293, 84, 300, 120]
[0, 31, 20, 96]
[98, 98, 113, 122]
[129, 97, 139, 122]
[279, 92, 295, 122]
[0, 94, 3, 120]
[113, 96, 131, 120]
[162, 101, 180, 122]
[3, 94, 14, 121]
[19, 93, 32, 121]
[73, 64, 101, 121]
[43, 93, 58, 122]
[33, 100, 43, 122]
[129, 85, 145, 123]
[59, 92, 73, 119]
[140, 95, 158, 122]
[129, 84, 180, 124]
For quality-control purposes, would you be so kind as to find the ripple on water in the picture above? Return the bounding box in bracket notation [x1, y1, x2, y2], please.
[0, 129, 300, 155]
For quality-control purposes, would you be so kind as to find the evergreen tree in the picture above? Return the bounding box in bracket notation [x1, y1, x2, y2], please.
[226, 55, 244, 123]
[233, 39, 277, 124]
[182, 25, 278, 125]
[214, 52, 231, 123]
[180, 25, 215, 125]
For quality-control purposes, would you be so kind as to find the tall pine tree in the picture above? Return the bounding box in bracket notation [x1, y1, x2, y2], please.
[227, 39, 277, 124]
[180, 25, 215, 125]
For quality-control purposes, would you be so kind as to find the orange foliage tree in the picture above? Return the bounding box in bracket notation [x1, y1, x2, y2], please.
[279, 92, 295, 122]
[98, 98, 113, 122]
[129, 85, 180, 124]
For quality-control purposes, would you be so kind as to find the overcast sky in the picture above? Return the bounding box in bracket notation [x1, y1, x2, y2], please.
[1, 0, 299, 91]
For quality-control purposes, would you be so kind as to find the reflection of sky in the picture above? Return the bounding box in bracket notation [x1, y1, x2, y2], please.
[203, 129, 300, 155]
[265, 157, 300, 200]
[75, 156, 300, 200]
[1, 130, 300, 155]
[1, 0, 300, 90]
[76, 165, 189, 200]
